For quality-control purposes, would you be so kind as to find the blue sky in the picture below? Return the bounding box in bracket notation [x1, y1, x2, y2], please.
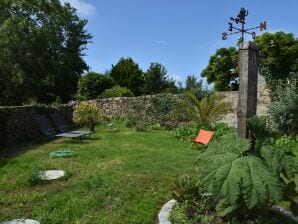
[61, 0, 298, 86]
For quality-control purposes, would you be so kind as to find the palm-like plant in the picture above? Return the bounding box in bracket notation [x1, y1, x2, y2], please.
[181, 92, 232, 126]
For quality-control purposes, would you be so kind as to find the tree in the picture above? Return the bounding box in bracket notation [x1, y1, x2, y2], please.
[201, 47, 239, 91]
[0, 0, 91, 105]
[77, 72, 115, 99]
[255, 31, 298, 89]
[185, 75, 206, 100]
[109, 57, 144, 95]
[143, 62, 173, 94]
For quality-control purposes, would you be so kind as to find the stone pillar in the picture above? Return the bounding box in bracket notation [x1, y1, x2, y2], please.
[237, 41, 258, 138]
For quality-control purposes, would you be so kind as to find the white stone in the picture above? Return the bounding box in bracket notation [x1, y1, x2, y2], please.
[38, 170, 65, 180]
[158, 199, 176, 224]
[3, 219, 40, 224]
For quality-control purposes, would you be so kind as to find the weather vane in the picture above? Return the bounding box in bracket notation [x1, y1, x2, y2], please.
[222, 7, 267, 41]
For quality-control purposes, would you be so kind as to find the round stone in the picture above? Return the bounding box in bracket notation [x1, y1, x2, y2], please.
[38, 170, 65, 180]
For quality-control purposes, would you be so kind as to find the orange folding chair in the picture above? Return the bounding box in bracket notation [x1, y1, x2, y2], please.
[188, 129, 214, 149]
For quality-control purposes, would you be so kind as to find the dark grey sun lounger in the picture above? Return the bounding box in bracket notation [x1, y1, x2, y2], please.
[34, 114, 58, 138]
[34, 114, 86, 141]
[50, 112, 92, 137]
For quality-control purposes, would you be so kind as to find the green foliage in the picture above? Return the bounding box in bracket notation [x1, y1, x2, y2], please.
[268, 77, 298, 135]
[149, 94, 188, 127]
[77, 72, 114, 100]
[185, 75, 207, 100]
[201, 47, 239, 91]
[171, 175, 220, 224]
[143, 62, 176, 94]
[174, 123, 235, 141]
[0, 0, 92, 105]
[180, 92, 232, 126]
[103, 85, 134, 98]
[73, 101, 103, 131]
[109, 57, 144, 95]
[255, 32, 298, 90]
[274, 136, 298, 151]
[198, 134, 283, 217]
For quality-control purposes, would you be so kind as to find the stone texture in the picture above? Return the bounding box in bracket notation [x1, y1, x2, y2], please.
[158, 199, 176, 224]
[237, 41, 259, 138]
[1, 84, 270, 146]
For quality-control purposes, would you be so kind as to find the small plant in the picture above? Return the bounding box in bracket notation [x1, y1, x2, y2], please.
[171, 175, 219, 224]
[103, 85, 134, 98]
[73, 101, 103, 131]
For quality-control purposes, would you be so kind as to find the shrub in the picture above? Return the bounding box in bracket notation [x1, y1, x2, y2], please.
[73, 101, 103, 131]
[268, 76, 298, 135]
[274, 135, 298, 151]
[197, 133, 298, 221]
[171, 175, 219, 224]
[179, 92, 232, 126]
[77, 72, 115, 100]
[103, 85, 134, 98]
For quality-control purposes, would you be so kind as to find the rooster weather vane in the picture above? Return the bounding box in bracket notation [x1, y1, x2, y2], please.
[222, 7, 267, 41]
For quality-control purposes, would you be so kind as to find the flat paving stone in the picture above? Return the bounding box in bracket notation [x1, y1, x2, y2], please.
[3, 219, 40, 224]
[38, 170, 65, 180]
[158, 199, 176, 224]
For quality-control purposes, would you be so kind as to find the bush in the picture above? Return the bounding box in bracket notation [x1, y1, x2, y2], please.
[103, 85, 134, 98]
[77, 72, 115, 100]
[171, 175, 219, 224]
[268, 76, 298, 135]
[179, 92, 232, 126]
[73, 101, 104, 131]
[197, 133, 298, 221]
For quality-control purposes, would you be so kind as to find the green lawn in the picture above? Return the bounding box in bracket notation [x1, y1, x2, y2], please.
[0, 128, 198, 224]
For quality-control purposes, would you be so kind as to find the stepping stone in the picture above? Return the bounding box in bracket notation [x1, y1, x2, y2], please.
[49, 150, 74, 158]
[38, 170, 65, 180]
[3, 219, 40, 224]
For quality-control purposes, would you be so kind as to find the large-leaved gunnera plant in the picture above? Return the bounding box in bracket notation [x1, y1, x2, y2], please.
[197, 134, 283, 217]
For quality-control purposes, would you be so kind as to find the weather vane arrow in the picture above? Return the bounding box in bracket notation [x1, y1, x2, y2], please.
[222, 7, 267, 41]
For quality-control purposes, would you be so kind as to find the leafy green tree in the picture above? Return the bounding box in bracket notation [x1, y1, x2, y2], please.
[0, 0, 91, 105]
[255, 31, 298, 89]
[77, 72, 115, 99]
[185, 75, 206, 100]
[110, 57, 144, 95]
[201, 47, 239, 91]
[143, 62, 175, 94]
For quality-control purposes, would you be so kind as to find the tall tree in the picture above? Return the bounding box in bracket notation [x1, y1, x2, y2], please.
[255, 31, 298, 89]
[201, 47, 239, 91]
[0, 0, 92, 105]
[110, 57, 144, 95]
[185, 75, 206, 99]
[77, 72, 115, 100]
[143, 62, 173, 94]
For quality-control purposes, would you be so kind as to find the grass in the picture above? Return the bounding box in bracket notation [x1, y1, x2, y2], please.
[0, 128, 198, 224]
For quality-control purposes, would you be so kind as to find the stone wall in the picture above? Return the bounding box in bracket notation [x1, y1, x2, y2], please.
[1, 78, 270, 146]
[218, 75, 270, 127]
[0, 105, 73, 146]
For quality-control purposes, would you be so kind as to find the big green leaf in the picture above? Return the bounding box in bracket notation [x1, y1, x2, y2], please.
[198, 134, 283, 216]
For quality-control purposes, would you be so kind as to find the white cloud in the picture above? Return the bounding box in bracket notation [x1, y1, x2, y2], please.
[154, 40, 166, 44]
[61, 0, 95, 17]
